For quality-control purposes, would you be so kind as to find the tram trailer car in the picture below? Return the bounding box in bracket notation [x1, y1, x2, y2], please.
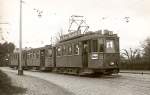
[9, 45, 55, 70]
[9, 30, 120, 75]
[10, 50, 27, 69]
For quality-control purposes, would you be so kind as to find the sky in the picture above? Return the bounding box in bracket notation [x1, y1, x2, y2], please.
[0, 0, 150, 49]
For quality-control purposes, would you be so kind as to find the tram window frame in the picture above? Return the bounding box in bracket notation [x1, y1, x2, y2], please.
[62, 45, 66, 56]
[14, 54, 16, 59]
[14, 54, 15, 59]
[116, 38, 119, 52]
[30, 52, 33, 58]
[99, 44, 104, 52]
[34, 51, 36, 58]
[22, 53, 25, 59]
[68, 44, 72, 55]
[36, 52, 39, 58]
[106, 39, 116, 53]
[92, 39, 98, 52]
[32, 51, 35, 58]
[98, 39, 104, 52]
[27, 52, 30, 59]
[29, 52, 31, 58]
[29, 52, 31, 59]
[74, 43, 79, 55]
[47, 48, 52, 57]
[16, 54, 18, 59]
[15, 54, 16, 59]
[27, 53, 28, 59]
[88, 40, 91, 53]
[56, 46, 61, 56]
[106, 40, 114, 49]
[13, 54, 16, 59]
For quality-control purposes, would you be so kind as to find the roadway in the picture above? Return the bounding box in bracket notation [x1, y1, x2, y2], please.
[1, 67, 150, 95]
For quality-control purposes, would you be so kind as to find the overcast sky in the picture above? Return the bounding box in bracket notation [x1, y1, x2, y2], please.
[0, 0, 150, 49]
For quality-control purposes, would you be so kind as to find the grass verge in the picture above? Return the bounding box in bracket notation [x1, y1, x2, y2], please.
[0, 69, 26, 95]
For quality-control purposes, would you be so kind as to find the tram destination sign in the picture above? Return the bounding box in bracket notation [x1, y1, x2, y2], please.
[60, 31, 81, 40]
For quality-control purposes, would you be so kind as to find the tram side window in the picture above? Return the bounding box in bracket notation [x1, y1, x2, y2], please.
[36, 52, 39, 58]
[99, 44, 104, 52]
[15, 54, 17, 59]
[14, 54, 16, 59]
[92, 40, 98, 52]
[74, 44, 79, 55]
[57, 46, 61, 56]
[34, 52, 36, 58]
[47, 49, 52, 57]
[33, 52, 35, 58]
[28, 52, 31, 59]
[62, 45, 66, 55]
[14, 54, 15, 59]
[68, 44, 72, 55]
[22, 53, 25, 59]
[27, 53, 29, 59]
[32, 52, 35, 58]
[27, 52, 29, 59]
[99, 39, 104, 52]
[30, 52, 32, 58]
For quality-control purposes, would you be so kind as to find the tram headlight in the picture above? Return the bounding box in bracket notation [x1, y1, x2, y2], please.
[91, 53, 98, 59]
[110, 62, 115, 65]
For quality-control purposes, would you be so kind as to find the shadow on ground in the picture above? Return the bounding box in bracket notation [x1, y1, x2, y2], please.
[0, 70, 26, 95]
[80, 73, 122, 78]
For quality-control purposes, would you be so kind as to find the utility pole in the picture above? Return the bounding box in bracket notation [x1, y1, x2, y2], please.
[18, 0, 23, 75]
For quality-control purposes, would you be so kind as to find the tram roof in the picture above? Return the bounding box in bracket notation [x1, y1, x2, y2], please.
[57, 30, 118, 44]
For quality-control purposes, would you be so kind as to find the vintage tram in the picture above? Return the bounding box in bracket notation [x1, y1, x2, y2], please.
[9, 15, 120, 75]
[55, 30, 119, 75]
[9, 30, 119, 75]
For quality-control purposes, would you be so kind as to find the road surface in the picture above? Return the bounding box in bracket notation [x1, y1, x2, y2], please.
[1, 67, 150, 95]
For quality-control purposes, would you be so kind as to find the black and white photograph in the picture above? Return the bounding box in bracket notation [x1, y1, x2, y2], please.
[0, 0, 150, 95]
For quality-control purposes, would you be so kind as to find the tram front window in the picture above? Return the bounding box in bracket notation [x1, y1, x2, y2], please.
[106, 40, 115, 53]
[106, 40, 113, 48]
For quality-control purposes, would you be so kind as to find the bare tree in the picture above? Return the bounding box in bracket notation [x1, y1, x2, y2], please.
[121, 48, 140, 64]
[55, 28, 63, 44]
[142, 37, 150, 63]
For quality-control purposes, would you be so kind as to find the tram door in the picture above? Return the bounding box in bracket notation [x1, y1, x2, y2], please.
[82, 41, 88, 68]
[40, 49, 45, 68]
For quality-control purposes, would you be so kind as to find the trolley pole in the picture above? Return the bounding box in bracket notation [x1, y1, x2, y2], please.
[18, 0, 23, 75]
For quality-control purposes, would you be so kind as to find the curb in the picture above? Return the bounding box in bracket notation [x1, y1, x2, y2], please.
[119, 71, 150, 75]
